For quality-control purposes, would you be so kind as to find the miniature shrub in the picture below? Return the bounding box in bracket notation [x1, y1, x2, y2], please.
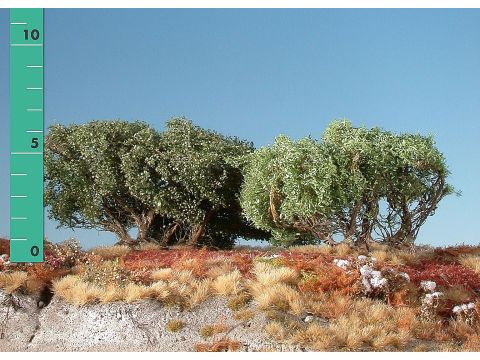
[241, 120, 454, 247]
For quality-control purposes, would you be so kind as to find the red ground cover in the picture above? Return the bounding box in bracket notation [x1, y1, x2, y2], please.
[403, 261, 480, 294]
[121, 248, 262, 275]
[0, 238, 10, 256]
[277, 251, 334, 272]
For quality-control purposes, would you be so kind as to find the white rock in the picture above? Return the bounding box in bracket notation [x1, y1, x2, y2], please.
[304, 315, 314, 323]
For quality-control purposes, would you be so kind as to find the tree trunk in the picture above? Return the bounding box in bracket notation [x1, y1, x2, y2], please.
[357, 197, 377, 248]
[111, 226, 135, 246]
[391, 203, 414, 246]
[189, 210, 214, 246]
[345, 200, 362, 241]
[161, 222, 180, 246]
[134, 209, 156, 243]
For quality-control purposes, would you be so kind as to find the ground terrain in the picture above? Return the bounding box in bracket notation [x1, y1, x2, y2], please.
[1, 239, 480, 351]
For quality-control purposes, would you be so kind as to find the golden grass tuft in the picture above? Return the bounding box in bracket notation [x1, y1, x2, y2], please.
[251, 282, 305, 315]
[447, 318, 478, 342]
[188, 279, 213, 308]
[89, 245, 131, 259]
[265, 321, 286, 341]
[334, 243, 354, 257]
[290, 245, 333, 255]
[24, 277, 45, 295]
[98, 285, 125, 303]
[0, 271, 28, 294]
[213, 270, 242, 296]
[307, 291, 352, 319]
[124, 283, 152, 303]
[138, 242, 163, 251]
[165, 319, 185, 332]
[52, 275, 102, 306]
[150, 280, 171, 301]
[174, 258, 204, 277]
[194, 338, 241, 352]
[173, 269, 195, 284]
[371, 249, 388, 263]
[253, 262, 299, 286]
[293, 298, 415, 351]
[205, 260, 235, 279]
[443, 285, 472, 304]
[200, 323, 228, 338]
[459, 255, 480, 274]
[151, 268, 173, 281]
[232, 308, 255, 321]
[227, 292, 252, 311]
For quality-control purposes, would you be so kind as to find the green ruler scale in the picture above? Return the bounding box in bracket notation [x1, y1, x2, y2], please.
[10, 8, 44, 262]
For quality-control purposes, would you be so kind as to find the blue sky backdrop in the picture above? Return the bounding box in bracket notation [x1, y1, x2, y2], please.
[0, 9, 479, 249]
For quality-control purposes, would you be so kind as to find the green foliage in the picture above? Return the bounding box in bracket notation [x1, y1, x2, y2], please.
[45, 120, 152, 243]
[45, 117, 453, 248]
[241, 120, 454, 247]
[128, 117, 269, 247]
[45, 118, 268, 248]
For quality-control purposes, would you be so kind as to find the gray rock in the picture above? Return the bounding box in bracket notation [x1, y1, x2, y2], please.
[0, 291, 303, 351]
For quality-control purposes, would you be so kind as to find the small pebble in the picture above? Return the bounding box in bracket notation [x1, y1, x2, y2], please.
[304, 315, 314, 323]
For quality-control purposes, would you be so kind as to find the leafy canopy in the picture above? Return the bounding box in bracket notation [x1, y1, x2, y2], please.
[45, 118, 268, 247]
[241, 120, 454, 247]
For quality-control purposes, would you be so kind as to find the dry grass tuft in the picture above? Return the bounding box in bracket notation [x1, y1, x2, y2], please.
[174, 258, 205, 277]
[290, 245, 333, 255]
[459, 255, 480, 274]
[89, 245, 131, 259]
[188, 279, 212, 308]
[265, 321, 287, 341]
[227, 292, 252, 311]
[307, 291, 352, 319]
[293, 298, 414, 350]
[150, 281, 171, 301]
[24, 277, 45, 295]
[371, 249, 388, 263]
[213, 270, 242, 296]
[52, 275, 102, 306]
[462, 334, 480, 351]
[251, 282, 304, 315]
[151, 268, 173, 281]
[443, 285, 472, 304]
[173, 269, 195, 284]
[165, 319, 185, 332]
[205, 264, 235, 279]
[99, 285, 125, 303]
[124, 283, 151, 303]
[232, 309, 255, 321]
[253, 262, 299, 286]
[194, 338, 241, 352]
[200, 323, 228, 338]
[334, 243, 354, 257]
[0, 271, 28, 294]
[447, 319, 478, 342]
[292, 323, 334, 350]
[138, 242, 163, 251]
